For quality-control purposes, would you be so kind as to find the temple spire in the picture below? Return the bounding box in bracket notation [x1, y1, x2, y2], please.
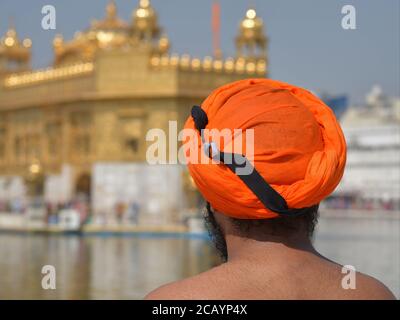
[132, 0, 161, 43]
[106, 0, 117, 19]
[235, 7, 267, 61]
[0, 19, 31, 73]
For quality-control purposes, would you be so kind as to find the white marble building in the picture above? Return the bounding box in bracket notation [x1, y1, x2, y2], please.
[332, 86, 400, 209]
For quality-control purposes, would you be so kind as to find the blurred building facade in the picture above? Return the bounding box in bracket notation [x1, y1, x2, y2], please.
[329, 86, 400, 211]
[0, 1, 268, 224]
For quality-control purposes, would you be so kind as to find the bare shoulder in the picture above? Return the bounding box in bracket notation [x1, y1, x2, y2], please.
[144, 260, 397, 300]
[346, 271, 396, 300]
[144, 265, 229, 300]
[144, 279, 202, 300]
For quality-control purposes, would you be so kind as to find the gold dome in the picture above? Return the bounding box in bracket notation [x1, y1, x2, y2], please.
[53, 1, 130, 65]
[1, 27, 31, 49]
[239, 9, 266, 41]
[235, 8, 267, 60]
[4, 28, 17, 47]
[132, 0, 160, 39]
[0, 24, 31, 64]
[91, 0, 128, 31]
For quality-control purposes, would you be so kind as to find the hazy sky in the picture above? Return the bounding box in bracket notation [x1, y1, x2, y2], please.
[0, 0, 399, 104]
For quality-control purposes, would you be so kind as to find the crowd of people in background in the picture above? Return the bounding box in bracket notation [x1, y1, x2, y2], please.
[0, 197, 26, 214]
[0, 194, 398, 229]
[0, 196, 143, 227]
[323, 195, 399, 211]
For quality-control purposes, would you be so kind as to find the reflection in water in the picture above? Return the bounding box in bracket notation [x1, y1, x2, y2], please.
[314, 215, 399, 298]
[0, 215, 398, 299]
[0, 235, 219, 299]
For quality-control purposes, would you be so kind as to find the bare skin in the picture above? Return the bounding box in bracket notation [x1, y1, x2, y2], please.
[145, 212, 396, 300]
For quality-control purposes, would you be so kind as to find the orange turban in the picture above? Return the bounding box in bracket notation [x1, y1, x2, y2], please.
[184, 78, 347, 219]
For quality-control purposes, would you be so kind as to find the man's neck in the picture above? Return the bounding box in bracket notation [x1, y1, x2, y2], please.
[225, 233, 318, 265]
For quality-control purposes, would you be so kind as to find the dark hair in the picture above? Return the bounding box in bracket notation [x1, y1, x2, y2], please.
[229, 204, 320, 238]
[204, 203, 319, 262]
[204, 202, 227, 260]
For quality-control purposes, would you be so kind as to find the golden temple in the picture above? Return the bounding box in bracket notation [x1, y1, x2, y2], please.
[0, 1, 268, 223]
